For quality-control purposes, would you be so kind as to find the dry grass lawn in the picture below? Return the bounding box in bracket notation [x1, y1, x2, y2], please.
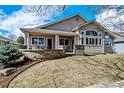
[9, 54, 124, 88]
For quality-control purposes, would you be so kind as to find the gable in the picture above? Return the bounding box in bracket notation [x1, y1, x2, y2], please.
[39, 15, 87, 31]
[79, 22, 104, 32]
[78, 22, 116, 39]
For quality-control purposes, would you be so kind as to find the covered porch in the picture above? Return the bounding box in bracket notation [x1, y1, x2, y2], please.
[21, 28, 79, 53]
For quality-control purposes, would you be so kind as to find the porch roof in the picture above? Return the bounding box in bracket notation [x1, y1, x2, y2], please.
[20, 28, 79, 36]
[0, 35, 13, 42]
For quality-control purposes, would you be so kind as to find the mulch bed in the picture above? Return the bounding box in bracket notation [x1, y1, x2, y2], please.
[0, 59, 46, 88]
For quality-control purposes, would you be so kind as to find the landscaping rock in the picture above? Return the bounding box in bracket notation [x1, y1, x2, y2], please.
[23, 52, 43, 61]
[0, 67, 17, 76]
[16, 56, 25, 63]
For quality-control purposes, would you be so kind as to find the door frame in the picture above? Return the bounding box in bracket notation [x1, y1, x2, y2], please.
[46, 37, 53, 49]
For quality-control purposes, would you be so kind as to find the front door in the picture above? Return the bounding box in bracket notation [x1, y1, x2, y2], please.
[47, 39, 52, 49]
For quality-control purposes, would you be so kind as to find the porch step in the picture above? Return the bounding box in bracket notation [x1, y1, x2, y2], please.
[65, 52, 75, 55]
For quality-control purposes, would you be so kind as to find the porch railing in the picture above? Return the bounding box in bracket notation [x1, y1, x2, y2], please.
[63, 45, 73, 53]
[75, 45, 85, 54]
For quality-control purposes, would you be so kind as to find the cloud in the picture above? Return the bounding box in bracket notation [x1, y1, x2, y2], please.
[0, 5, 64, 39]
[0, 10, 43, 37]
[0, 9, 6, 19]
[96, 7, 124, 32]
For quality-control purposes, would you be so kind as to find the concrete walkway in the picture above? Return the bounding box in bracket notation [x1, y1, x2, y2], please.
[89, 80, 124, 88]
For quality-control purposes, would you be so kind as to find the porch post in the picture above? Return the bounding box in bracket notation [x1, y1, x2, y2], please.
[76, 30, 80, 45]
[26, 32, 30, 49]
[74, 36, 78, 53]
[24, 32, 27, 46]
[55, 35, 59, 49]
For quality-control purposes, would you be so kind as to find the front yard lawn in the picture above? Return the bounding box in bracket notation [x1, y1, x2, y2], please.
[9, 54, 124, 88]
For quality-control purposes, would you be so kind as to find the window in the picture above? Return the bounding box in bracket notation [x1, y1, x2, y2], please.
[92, 38, 94, 44]
[99, 34, 101, 36]
[59, 39, 64, 45]
[86, 38, 88, 44]
[89, 38, 92, 44]
[81, 38, 84, 44]
[76, 17, 79, 21]
[95, 38, 98, 45]
[86, 30, 98, 36]
[39, 38, 44, 45]
[104, 39, 112, 46]
[32, 37, 44, 45]
[32, 38, 37, 45]
[81, 32, 84, 35]
[65, 39, 69, 45]
[99, 39, 101, 45]
[60, 39, 70, 45]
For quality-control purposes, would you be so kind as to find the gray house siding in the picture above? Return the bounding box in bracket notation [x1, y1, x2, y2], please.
[42, 16, 87, 31]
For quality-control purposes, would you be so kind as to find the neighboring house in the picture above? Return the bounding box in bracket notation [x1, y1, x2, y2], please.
[20, 14, 116, 54]
[113, 32, 124, 53]
[0, 35, 12, 46]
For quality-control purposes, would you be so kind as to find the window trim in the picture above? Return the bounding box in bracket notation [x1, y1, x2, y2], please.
[31, 36, 45, 46]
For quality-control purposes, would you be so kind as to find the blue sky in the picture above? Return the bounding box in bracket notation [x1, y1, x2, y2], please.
[53, 5, 97, 21]
[0, 5, 21, 15]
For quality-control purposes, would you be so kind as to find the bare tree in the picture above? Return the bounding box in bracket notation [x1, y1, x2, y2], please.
[85, 5, 124, 37]
[96, 6, 124, 32]
[5, 5, 66, 40]
[23, 5, 66, 16]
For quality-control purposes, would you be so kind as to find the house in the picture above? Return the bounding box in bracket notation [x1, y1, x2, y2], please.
[112, 32, 124, 53]
[0, 35, 12, 46]
[20, 14, 116, 54]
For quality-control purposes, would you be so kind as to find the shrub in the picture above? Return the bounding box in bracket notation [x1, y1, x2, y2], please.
[17, 36, 24, 44]
[0, 44, 24, 68]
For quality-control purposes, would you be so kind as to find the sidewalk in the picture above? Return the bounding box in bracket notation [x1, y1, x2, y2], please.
[89, 80, 124, 88]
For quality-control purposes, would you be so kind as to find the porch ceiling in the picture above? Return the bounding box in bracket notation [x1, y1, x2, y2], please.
[21, 28, 79, 36]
